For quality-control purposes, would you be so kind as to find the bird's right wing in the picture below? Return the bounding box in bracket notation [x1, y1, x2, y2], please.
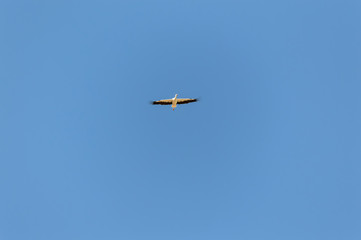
[176, 98, 198, 104]
[152, 99, 173, 105]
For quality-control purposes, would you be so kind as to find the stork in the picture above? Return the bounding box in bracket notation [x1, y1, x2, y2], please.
[152, 94, 198, 110]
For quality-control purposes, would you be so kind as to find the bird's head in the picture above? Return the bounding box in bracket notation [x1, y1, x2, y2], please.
[175, 94, 178, 97]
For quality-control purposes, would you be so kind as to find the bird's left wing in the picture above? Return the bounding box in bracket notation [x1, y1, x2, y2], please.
[152, 99, 173, 105]
[176, 98, 198, 104]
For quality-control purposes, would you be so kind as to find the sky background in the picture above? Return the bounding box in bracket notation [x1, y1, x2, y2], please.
[1, 1, 361, 239]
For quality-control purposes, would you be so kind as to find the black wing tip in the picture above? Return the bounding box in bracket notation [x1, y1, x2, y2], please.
[151, 101, 172, 105]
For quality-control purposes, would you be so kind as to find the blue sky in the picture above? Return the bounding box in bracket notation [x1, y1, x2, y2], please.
[1, 1, 361, 239]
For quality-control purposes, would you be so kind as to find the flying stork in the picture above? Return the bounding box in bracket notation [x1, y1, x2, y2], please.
[152, 94, 198, 110]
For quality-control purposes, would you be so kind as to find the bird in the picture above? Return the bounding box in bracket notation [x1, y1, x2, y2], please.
[152, 94, 198, 111]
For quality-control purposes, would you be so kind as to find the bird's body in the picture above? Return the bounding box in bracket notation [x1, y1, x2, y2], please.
[171, 95, 177, 110]
[152, 94, 198, 110]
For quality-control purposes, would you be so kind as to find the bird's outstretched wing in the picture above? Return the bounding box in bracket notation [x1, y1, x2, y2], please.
[176, 98, 198, 104]
[152, 99, 173, 105]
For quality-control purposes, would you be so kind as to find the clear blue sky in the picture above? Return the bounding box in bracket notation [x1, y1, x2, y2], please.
[1, 1, 361, 239]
